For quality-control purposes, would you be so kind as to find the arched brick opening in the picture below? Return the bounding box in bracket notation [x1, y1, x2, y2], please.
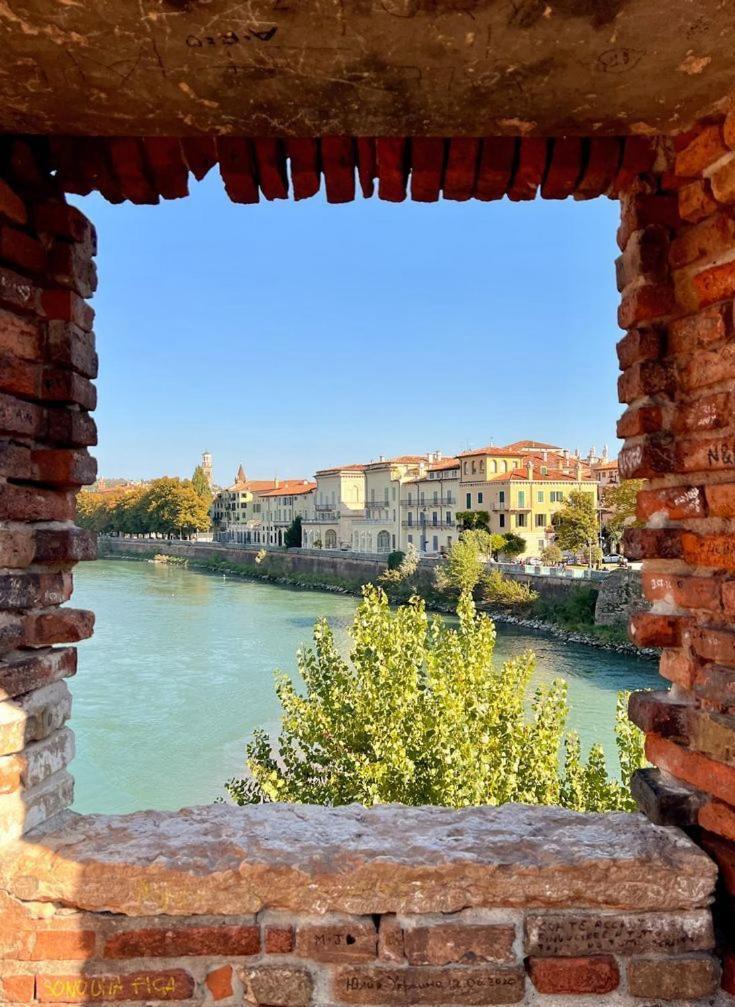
[0, 122, 734, 1002]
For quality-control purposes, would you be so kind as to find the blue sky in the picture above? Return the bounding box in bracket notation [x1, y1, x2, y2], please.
[71, 177, 622, 487]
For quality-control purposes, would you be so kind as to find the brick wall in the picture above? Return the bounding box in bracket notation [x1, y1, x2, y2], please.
[0, 138, 97, 843]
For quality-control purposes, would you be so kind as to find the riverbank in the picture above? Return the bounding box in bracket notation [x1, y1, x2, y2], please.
[99, 540, 656, 660]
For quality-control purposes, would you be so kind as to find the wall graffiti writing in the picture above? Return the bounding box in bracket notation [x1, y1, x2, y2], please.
[186, 27, 278, 47]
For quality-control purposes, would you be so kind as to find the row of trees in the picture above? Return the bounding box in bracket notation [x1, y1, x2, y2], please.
[77, 466, 212, 539]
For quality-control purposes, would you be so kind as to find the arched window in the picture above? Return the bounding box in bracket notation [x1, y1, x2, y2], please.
[377, 530, 390, 552]
[492, 460, 498, 473]
[325, 529, 337, 549]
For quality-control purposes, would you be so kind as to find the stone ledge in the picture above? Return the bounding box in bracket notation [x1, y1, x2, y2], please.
[0, 803, 717, 917]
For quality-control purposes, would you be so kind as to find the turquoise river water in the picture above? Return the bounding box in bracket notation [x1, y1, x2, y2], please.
[69, 559, 659, 815]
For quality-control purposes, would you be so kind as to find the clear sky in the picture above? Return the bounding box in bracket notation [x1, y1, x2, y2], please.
[71, 177, 622, 488]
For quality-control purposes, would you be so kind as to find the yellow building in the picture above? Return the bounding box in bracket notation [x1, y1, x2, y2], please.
[302, 464, 366, 550]
[457, 444, 598, 559]
[400, 457, 460, 555]
[252, 481, 316, 546]
[211, 466, 280, 542]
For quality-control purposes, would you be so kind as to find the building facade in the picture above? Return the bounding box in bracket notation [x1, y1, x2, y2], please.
[301, 465, 366, 550]
[400, 457, 460, 555]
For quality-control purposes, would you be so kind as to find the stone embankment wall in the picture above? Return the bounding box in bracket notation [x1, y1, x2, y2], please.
[0, 804, 721, 1005]
[99, 538, 645, 626]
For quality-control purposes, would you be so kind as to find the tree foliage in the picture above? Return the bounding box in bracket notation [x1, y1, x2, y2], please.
[498, 532, 526, 560]
[284, 515, 303, 549]
[379, 543, 419, 584]
[76, 478, 212, 537]
[456, 510, 490, 532]
[551, 490, 599, 562]
[191, 465, 213, 504]
[603, 479, 643, 551]
[540, 543, 563, 565]
[226, 586, 644, 811]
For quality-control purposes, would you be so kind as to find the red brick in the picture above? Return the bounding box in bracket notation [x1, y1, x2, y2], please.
[677, 434, 735, 473]
[618, 360, 674, 402]
[0, 180, 27, 225]
[0, 483, 75, 522]
[1, 974, 34, 1002]
[41, 368, 96, 410]
[647, 733, 735, 804]
[681, 342, 735, 392]
[376, 138, 408, 202]
[404, 924, 515, 966]
[0, 265, 39, 314]
[673, 391, 732, 434]
[618, 283, 675, 328]
[31, 929, 96, 960]
[142, 138, 190, 201]
[709, 154, 735, 205]
[724, 580, 735, 615]
[0, 306, 41, 360]
[206, 964, 234, 1001]
[0, 391, 42, 436]
[45, 407, 97, 447]
[670, 212, 735, 270]
[286, 139, 320, 201]
[35, 203, 96, 249]
[539, 137, 582, 199]
[676, 258, 735, 312]
[694, 664, 735, 711]
[575, 137, 621, 198]
[668, 303, 731, 354]
[628, 691, 691, 738]
[619, 436, 675, 478]
[24, 609, 95, 646]
[265, 926, 294, 954]
[49, 240, 98, 298]
[698, 799, 735, 841]
[0, 226, 46, 274]
[108, 138, 160, 205]
[36, 969, 195, 1002]
[689, 625, 735, 666]
[618, 192, 680, 249]
[624, 527, 683, 561]
[616, 327, 663, 370]
[377, 917, 404, 963]
[32, 527, 97, 564]
[675, 123, 729, 177]
[0, 528, 36, 568]
[217, 138, 259, 204]
[636, 485, 705, 522]
[0, 611, 25, 654]
[679, 179, 718, 223]
[254, 138, 289, 201]
[32, 448, 97, 487]
[642, 571, 720, 612]
[105, 923, 259, 958]
[296, 920, 376, 963]
[629, 612, 684, 648]
[0, 571, 72, 611]
[331, 964, 524, 1004]
[0, 352, 39, 397]
[321, 136, 356, 205]
[0, 647, 76, 700]
[46, 321, 97, 378]
[627, 955, 718, 1000]
[507, 138, 547, 201]
[475, 138, 516, 201]
[724, 952, 735, 995]
[527, 956, 619, 994]
[616, 404, 664, 438]
[682, 532, 735, 570]
[706, 483, 735, 517]
[616, 226, 669, 290]
[660, 648, 699, 688]
[181, 137, 217, 183]
[40, 289, 94, 332]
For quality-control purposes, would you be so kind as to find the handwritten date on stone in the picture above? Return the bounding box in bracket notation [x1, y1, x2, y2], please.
[186, 27, 277, 47]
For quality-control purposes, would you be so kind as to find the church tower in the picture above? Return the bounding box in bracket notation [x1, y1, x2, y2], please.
[201, 451, 214, 489]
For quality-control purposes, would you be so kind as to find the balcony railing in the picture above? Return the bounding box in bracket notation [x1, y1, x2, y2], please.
[305, 511, 340, 522]
[402, 519, 455, 529]
[401, 496, 455, 506]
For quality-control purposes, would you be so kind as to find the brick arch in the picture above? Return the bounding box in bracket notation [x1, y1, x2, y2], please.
[0, 123, 734, 1002]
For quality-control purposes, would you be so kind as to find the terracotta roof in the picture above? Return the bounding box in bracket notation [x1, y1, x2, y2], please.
[228, 479, 279, 493]
[315, 464, 367, 476]
[457, 446, 525, 459]
[257, 482, 316, 498]
[487, 468, 594, 483]
[428, 458, 460, 471]
[593, 461, 619, 471]
[504, 439, 562, 451]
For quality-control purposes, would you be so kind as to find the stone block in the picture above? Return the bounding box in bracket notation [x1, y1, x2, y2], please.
[0, 680, 72, 756]
[0, 767, 73, 841]
[378, 916, 404, 962]
[627, 955, 719, 1000]
[0, 727, 75, 793]
[105, 923, 260, 959]
[0, 648, 76, 701]
[403, 923, 515, 966]
[524, 909, 713, 956]
[241, 966, 313, 1007]
[630, 767, 706, 827]
[331, 964, 524, 1004]
[526, 955, 618, 994]
[296, 918, 377, 962]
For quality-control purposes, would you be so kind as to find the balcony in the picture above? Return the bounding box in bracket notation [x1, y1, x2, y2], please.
[402, 519, 455, 529]
[306, 511, 341, 523]
[401, 496, 454, 507]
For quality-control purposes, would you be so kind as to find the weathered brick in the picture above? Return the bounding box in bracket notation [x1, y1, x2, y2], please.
[0, 265, 39, 314]
[0, 727, 75, 793]
[0, 179, 26, 226]
[0, 306, 41, 360]
[675, 123, 728, 177]
[296, 919, 376, 963]
[675, 258, 735, 312]
[41, 368, 97, 410]
[0, 225, 46, 274]
[631, 766, 706, 826]
[0, 483, 75, 522]
[628, 690, 690, 738]
[45, 406, 97, 447]
[642, 571, 720, 611]
[526, 955, 618, 994]
[33, 527, 97, 564]
[242, 966, 313, 1007]
[699, 799, 735, 840]
[0, 391, 43, 436]
[659, 648, 699, 688]
[0, 647, 77, 700]
[24, 608, 94, 646]
[105, 923, 259, 958]
[378, 917, 404, 963]
[624, 527, 683, 561]
[706, 483, 735, 517]
[524, 909, 712, 956]
[40, 289, 94, 332]
[681, 341, 735, 391]
[331, 965, 524, 1005]
[636, 485, 705, 522]
[265, 925, 294, 954]
[723, 951, 735, 995]
[678, 179, 718, 223]
[31, 448, 97, 486]
[616, 404, 664, 438]
[724, 580, 735, 615]
[49, 240, 97, 298]
[673, 390, 732, 433]
[694, 663, 735, 711]
[0, 351, 39, 397]
[0, 571, 73, 611]
[670, 212, 735, 269]
[616, 227, 669, 290]
[619, 436, 675, 478]
[646, 733, 735, 805]
[689, 625, 735, 666]
[627, 955, 718, 1000]
[677, 434, 735, 473]
[681, 532, 735, 570]
[709, 152, 735, 204]
[629, 612, 684, 648]
[0, 680, 72, 756]
[618, 191, 680, 249]
[0, 611, 25, 653]
[46, 320, 97, 378]
[0, 528, 35, 568]
[36, 970, 195, 1003]
[668, 302, 731, 354]
[618, 283, 675, 328]
[35, 203, 96, 249]
[1, 974, 34, 1002]
[616, 327, 663, 370]
[403, 924, 515, 966]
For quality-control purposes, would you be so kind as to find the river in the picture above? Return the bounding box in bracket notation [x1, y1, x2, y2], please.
[69, 559, 659, 814]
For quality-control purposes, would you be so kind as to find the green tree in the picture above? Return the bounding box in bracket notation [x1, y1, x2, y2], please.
[284, 515, 303, 549]
[191, 464, 213, 504]
[435, 536, 485, 596]
[499, 532, 526, 560]
[144, 478, 211, 538]
[226, 586, 644, 810]
[551, 490, 599, 566]
[540, 543, 563, 565]
[456, 510, 490, 532]
[481, 569, 537, 606]
[380, 543, 419, 584]
[603, 479, 643, 553]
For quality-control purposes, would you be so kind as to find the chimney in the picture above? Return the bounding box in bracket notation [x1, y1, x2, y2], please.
[576, 462, 582, 480]
[527, 459, 534, 480]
